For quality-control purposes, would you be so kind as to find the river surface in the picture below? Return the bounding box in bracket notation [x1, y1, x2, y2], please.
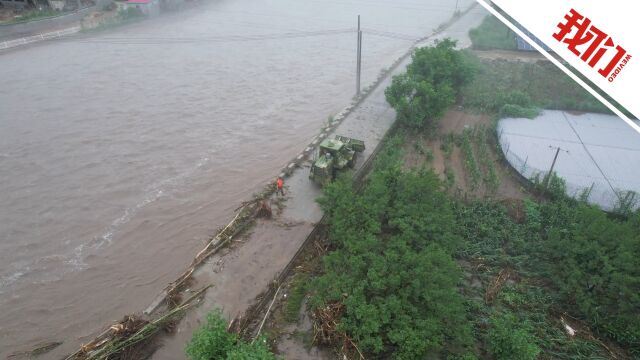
[0, 0, 469, 356]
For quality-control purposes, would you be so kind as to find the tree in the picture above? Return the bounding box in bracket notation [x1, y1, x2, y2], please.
[385, 39, 476, 129]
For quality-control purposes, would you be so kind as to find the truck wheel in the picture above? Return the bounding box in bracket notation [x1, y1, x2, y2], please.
[348, 153, 357, 168]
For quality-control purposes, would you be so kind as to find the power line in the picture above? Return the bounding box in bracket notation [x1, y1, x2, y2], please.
[69, 28, 356, 45]
[362, 28, 417, 41]
[61, 26, 421, 45]
[561, 111, 621, 201]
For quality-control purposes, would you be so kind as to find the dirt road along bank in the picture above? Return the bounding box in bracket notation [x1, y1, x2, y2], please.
[144, 5, 489, 359]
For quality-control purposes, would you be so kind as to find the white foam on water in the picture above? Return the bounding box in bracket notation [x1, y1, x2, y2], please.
[0, 270, 27, 294]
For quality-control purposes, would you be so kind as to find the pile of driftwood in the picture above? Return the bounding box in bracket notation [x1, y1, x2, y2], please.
[312, 302, 365, 360]
[65, 286, 209, 360]
[63, 180, 283, 359]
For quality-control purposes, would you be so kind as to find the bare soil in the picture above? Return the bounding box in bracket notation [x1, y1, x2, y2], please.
[402, 109, 528, 200]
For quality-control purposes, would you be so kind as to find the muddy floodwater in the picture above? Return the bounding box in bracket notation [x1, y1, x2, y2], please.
[0, 0, 469, 356]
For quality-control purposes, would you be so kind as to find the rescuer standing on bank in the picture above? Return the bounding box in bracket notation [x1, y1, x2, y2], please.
[276, 177, 285, 196]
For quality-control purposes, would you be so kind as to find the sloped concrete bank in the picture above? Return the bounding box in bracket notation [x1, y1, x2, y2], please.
[59, 4, 488, 359]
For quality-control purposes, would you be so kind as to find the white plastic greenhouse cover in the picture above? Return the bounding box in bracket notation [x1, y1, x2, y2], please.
[497, 110, 640, 211]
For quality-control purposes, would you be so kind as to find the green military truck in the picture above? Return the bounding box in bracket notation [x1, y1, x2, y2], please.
[309, 135, 365, 186]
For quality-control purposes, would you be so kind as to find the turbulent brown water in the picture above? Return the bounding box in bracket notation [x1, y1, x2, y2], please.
[0, 0, 469, 356]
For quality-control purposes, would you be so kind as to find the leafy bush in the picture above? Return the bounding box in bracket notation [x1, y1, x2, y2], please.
[385, 39, 476, 129]
[186, 310, 278, 360]
[488, 313, 540, 360]
[312, 147, 473, 358]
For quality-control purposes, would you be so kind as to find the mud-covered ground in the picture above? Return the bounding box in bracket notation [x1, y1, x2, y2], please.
[402, 109, 528, 200]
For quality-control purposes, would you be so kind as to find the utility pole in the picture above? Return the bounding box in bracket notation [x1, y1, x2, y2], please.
[544, 145, 567, 188]
[356, 15, 362, 96]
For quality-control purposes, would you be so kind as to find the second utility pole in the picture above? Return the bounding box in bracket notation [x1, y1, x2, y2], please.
[544, 145, 565, 188]
[356, 15, 362, 96]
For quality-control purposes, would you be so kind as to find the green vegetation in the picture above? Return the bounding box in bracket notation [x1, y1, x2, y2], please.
[488, 313, 540, 360]
[311, 143, 474, 359]
[310, 135, 640, 358]
[441, 133, 455, 159]
[186, 310, 279, 360]
[385, 39, 476, 129]
[460, 129, 481, 190]
[474, 125, 500, 193]
[460, 59, 612, 115]
[468, 16, 516, 50]
[1, 9, 62, 24]
[455, 192, 640, 356]
[525, 199, 640, 347]
[284, 274, 308, 323]
[301, 39, 640, 359]
[465, 16, 633, 118]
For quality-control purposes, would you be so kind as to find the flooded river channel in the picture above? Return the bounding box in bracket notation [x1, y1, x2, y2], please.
[0, 0, 469, 356]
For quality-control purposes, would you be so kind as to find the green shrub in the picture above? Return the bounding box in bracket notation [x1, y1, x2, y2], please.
[312, 151, 473, 358]
[488, 313, 540, 360]
[529, 201, 640, 349]
[186, 310, 278, 360]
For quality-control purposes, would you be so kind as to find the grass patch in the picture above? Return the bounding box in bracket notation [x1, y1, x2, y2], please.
[186, 310, 279, 359]
[469, 15, 516, 50]
[1, 9, 62, 24]
[284, 274, 307, 323]
[460, 56, 614, 115]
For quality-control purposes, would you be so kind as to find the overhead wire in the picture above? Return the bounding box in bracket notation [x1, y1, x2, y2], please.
[67, 28, 357, 45]
[61, 26, 421, 45]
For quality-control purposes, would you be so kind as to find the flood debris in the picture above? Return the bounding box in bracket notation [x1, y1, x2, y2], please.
[485, 268, 512, 304]
[256, 200, 272, 218]
[560, 317, 576, 337]
[312, 302, 364, 359]
[65, 285, 210, 360]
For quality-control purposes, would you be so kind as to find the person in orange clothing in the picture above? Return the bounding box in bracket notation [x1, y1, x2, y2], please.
[276, 177, 285, 196]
